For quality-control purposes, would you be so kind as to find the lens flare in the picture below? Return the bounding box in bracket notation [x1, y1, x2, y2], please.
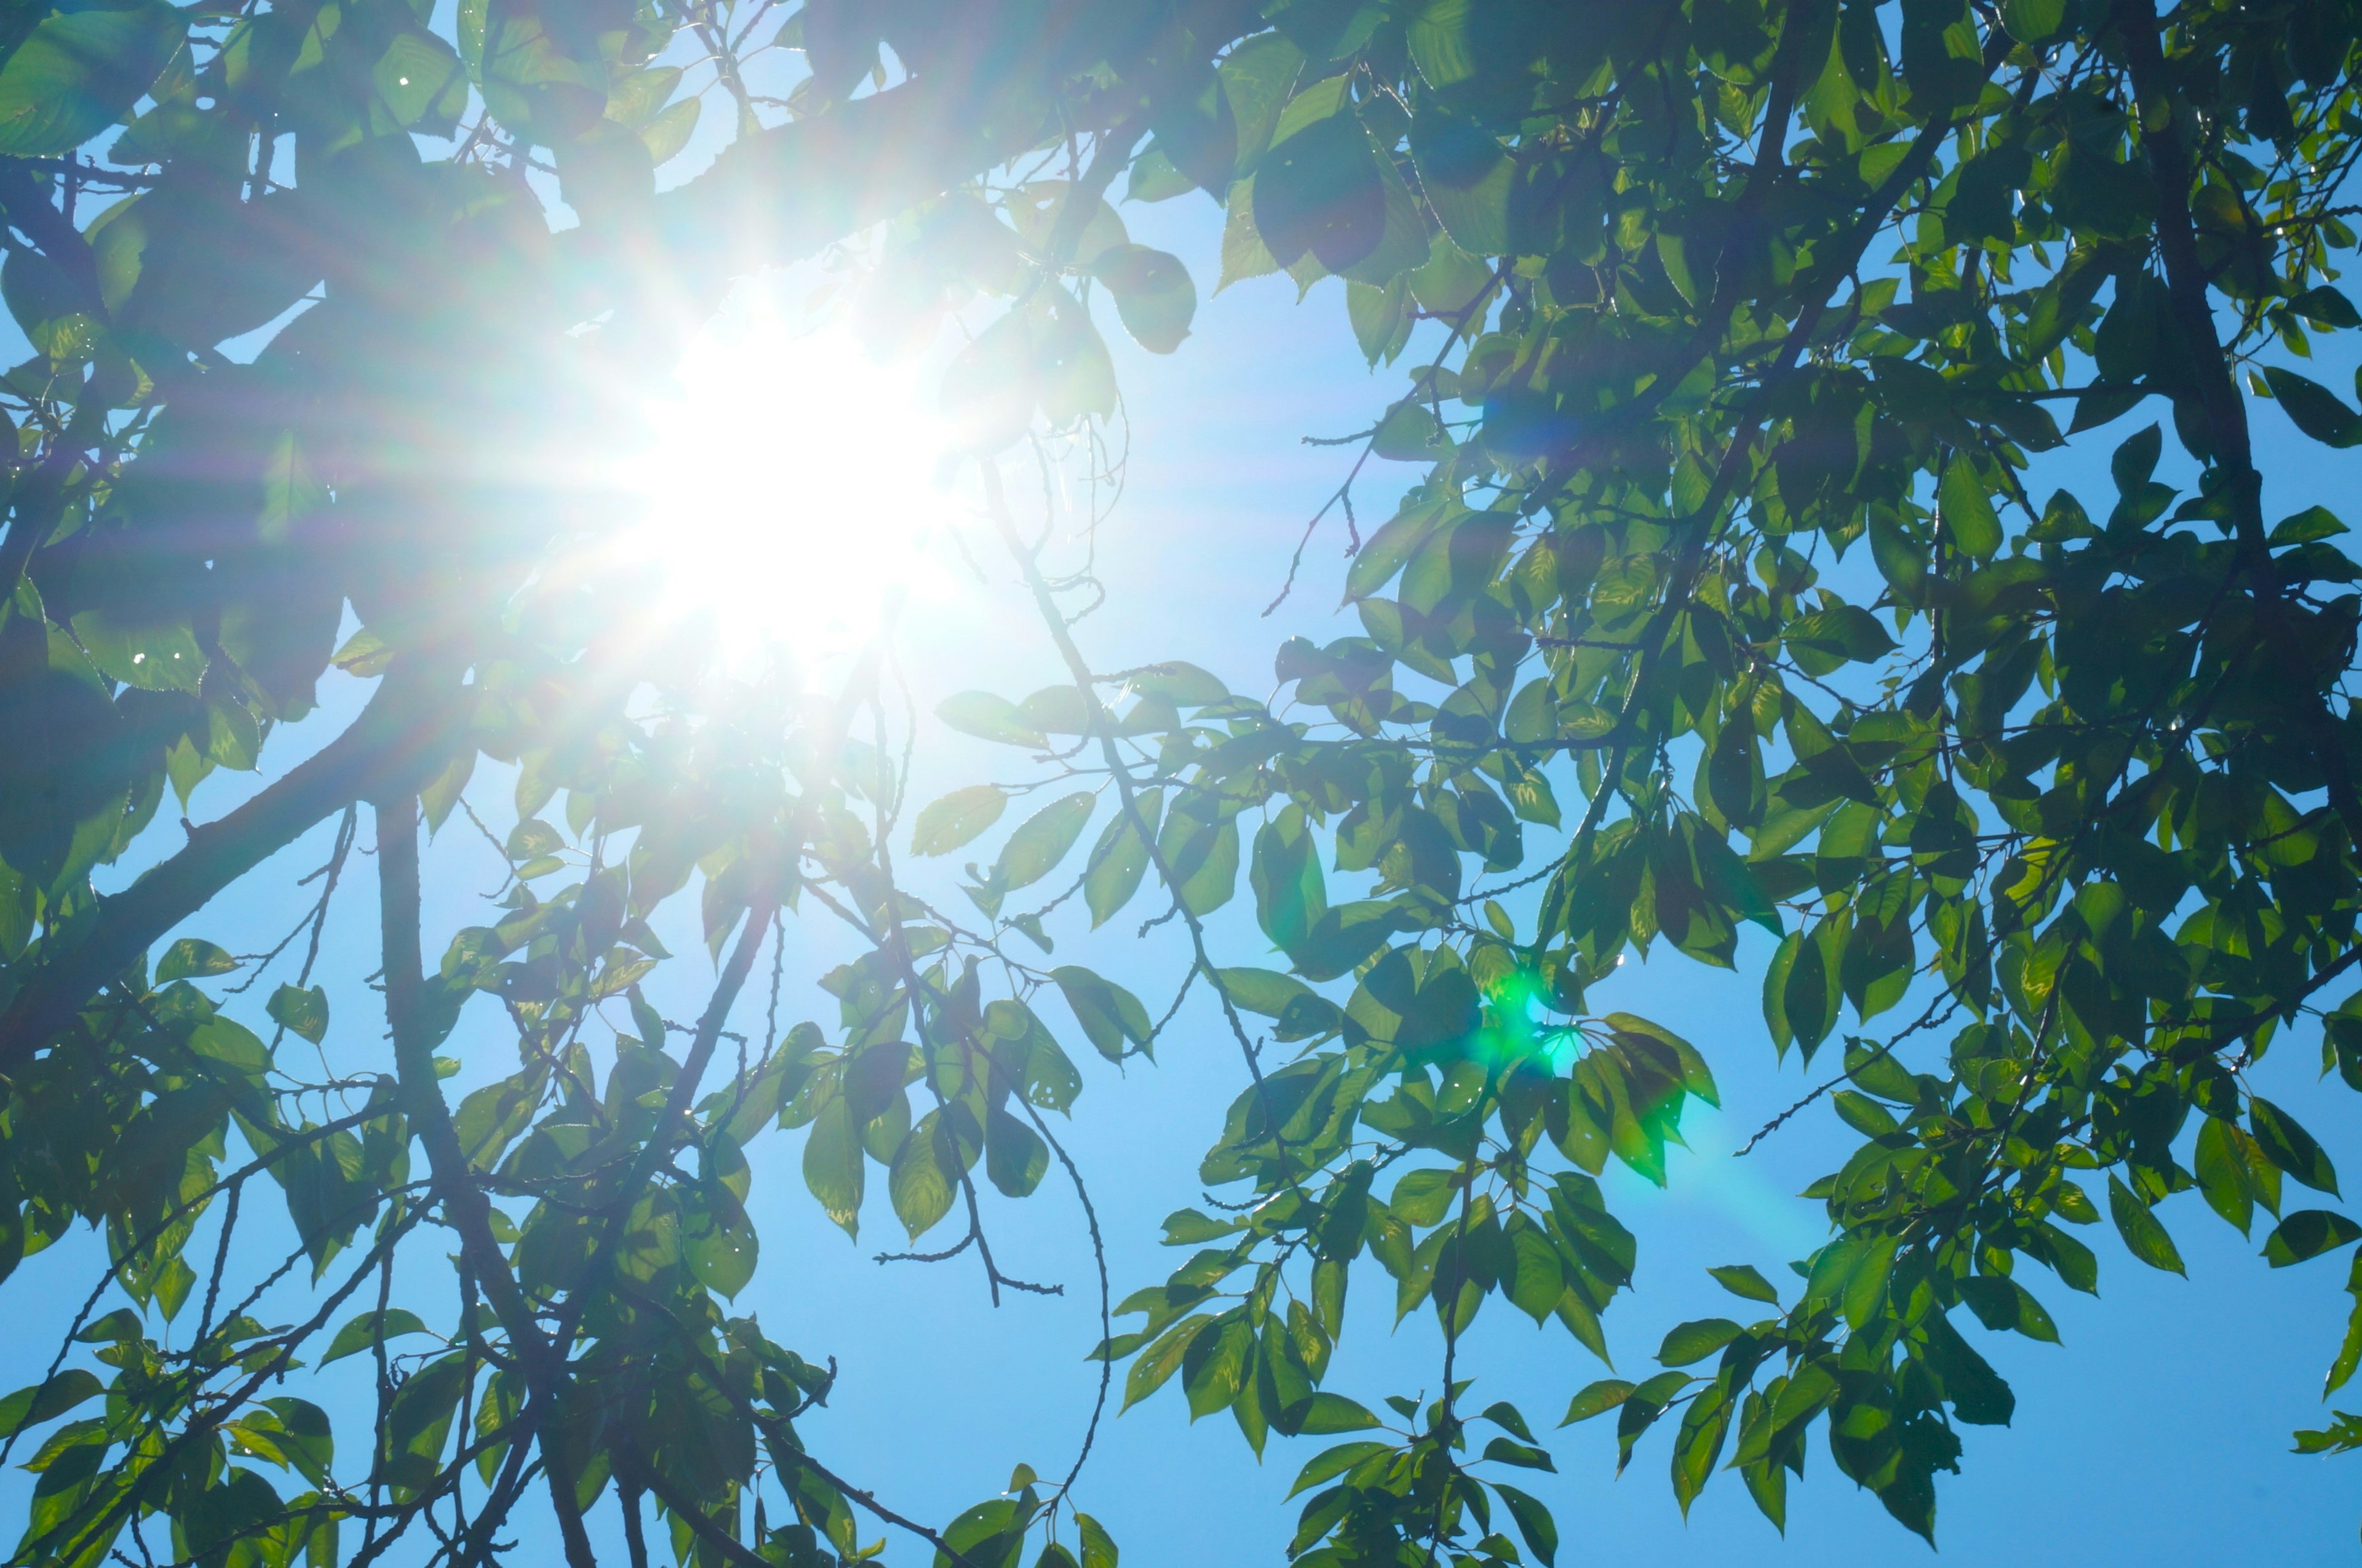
[618, 290, 960, 669]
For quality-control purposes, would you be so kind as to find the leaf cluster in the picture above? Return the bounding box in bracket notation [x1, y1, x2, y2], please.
[7, 0, 2362, 1562]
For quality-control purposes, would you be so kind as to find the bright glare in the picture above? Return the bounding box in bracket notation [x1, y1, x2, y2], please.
[621, 294, 960, 671]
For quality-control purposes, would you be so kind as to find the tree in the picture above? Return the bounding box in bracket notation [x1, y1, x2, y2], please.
[2, 0, 2361, 1562]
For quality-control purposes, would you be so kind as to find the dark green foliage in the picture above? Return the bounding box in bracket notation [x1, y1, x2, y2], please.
[3, 0, 2362, 1564]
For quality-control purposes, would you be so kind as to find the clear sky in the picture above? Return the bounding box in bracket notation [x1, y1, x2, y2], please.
[8, 94, 2362, 1568]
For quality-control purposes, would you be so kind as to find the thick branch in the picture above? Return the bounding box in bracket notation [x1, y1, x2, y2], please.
[621, 1483, 653, 1568]
[0, 665, 464, 1078]
[2117, 0, 2267, 558]
[626, 1452, 770, 1568]
[2117, 0, 2362, 836]
[377, 789, 597, 1568]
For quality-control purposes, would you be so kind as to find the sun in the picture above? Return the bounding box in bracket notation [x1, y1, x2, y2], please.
[619, 289, 961, 670]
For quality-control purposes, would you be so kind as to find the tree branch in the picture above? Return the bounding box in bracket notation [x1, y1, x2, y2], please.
[626, 1451, 770, 1568]
[377, 787, 598, 1568]
[982, 462, 1305, 1191]
[0, 664, 464, 1078]
[2117, 0, 2265, 558]
[2117, 0, 2362, 837]
[545, 890, 780, 1369]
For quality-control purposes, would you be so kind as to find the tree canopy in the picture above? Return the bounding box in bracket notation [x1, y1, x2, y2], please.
[4, 0, 2362, 1563]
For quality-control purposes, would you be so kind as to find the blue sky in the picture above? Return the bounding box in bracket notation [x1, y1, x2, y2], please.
[10, 96, 2362, 1568]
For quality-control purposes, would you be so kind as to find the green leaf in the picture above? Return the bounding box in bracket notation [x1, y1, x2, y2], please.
[1075, 1514, 1118, 1568]
[936, 1497, 1032, 1568]
[232, 1398, 336, 1489]
[0, 1369, 103, 1437]
[1127, 145, 1197, 203]
[1407, 0, 1477, 89]
[640, 94, 701, 165]
[1939, 453, 2002, 559]
[506, 818, 563, 861]
[803, 1099, 865, 1238]
[603, 63, 682, 130]
[937, 691, 1046, 747]
[2270, 506, 2348, 546]
[2195, 1116, 2257, 1235]
[2106, 1175, 2185, 1275]
[2329, 1264, 2362, 1396]
[913, 786, 1008, 856]
[72, 607, 204, 693]
[1389, 1167, 1458, 1227]
[1505, 1216, 1562, 1321]
[1252, 805, 1328, 952]
[1492, 1482, 1558, 1567]
[1219, 31, 1303, 174]
[1409, 101, 1513, 256]
[1561, 1379, 1635, 1424]
[1409, 233, 1493, 321]
[1370, 399, 1447, 461]
[1481, 1435, 1556, 1471]
[1083, 790, 1162, 928]
[1123, 1314, 1212, 1410]
[1287, 1439, 1393, 1499]
[2294, 1411, 2362, 1455]
[266, 982, 330, 1045]
[1843, 1233, 1899, 1329]
[683, 1182, 760, 1298]
[1346, 275, 1412, 365]
[1707, 705, 1765, 829]
[1784, 604, 1898, 669]
[1605, 1012, 1719, 1105]
[156, 938, 238, 982]
[1219, 966, 1316, 1017]
[0, 4, 183, 157]
[381, 24, 465, 124]
[1920, 1315, 2015, 1427]
[1870, 505, 1929, 599]
[1997, 0, 2067, 42]
[1217, 171, 1281, 290]
[2252, 1097, 2340, 1195]
[2110, 424, 2163, 495]
[1956, 1275, 2059, 1343]
[1292, 1392, 1380, 1433]
[1706, 1264, 1781, 1304]
[1252, 93, 1384, 273]
[1613, 1371, 1694, 1473]
[1092, 244, 1196, 352]
[1899, 0, 1986, 112]
[2262, 1209, 2362, 1268]
[992, 792, 1096, 894]
[2289, 284, 2362, 329]
[1159, 796, 1239, 917]
[321, 1309, 431, 1366]
[1124, 662, 1228, 704]
[2262, 367, 2362, 447]
[1669, 1379, 1733, 1517]
[1009, 180, 1131, 269]
[1656, 1318, 1741, 1366]
[985, 1105, 1049, 1198]
[1051, 966, 1152, 1063]
[888, 1111, 968, 1241]
[1477, 1401, 1535, 1442]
